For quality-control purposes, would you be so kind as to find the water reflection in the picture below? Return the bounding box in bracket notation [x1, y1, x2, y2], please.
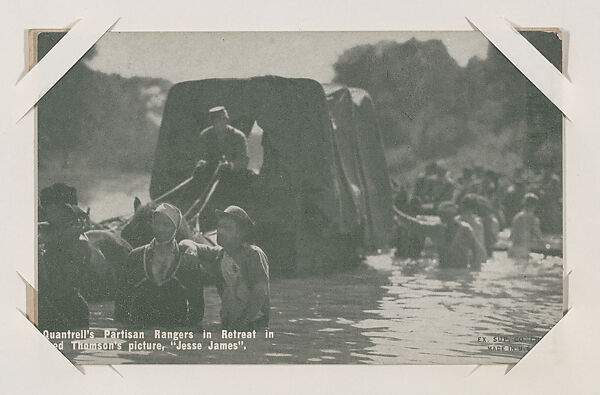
[67, 250, 562, 365]
[356, 251, 562, 364]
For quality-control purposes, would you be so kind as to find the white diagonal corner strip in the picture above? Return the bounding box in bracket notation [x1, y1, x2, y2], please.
[467, 16, 573, 120]
[14, 15, 119, 122]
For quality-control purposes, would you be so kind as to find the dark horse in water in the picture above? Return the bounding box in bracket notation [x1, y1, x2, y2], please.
[83, 229, 133, 299]
[38, 207, 133, 303]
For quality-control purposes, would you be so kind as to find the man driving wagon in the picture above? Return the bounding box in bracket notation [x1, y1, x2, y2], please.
[190, 106, 252, 227]
[194, 106, 249, 177]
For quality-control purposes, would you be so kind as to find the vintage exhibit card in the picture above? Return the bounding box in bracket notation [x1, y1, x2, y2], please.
[32, 29, 564, 366]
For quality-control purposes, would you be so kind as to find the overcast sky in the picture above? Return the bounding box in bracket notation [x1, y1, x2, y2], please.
[85, 31, 490, 83]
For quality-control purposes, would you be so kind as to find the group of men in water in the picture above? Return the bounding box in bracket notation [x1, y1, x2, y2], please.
[121, 203, 270, 331]
[38, 106, 270, 333]
[37, 103, 562, 333]
[393, 160, 561, 267]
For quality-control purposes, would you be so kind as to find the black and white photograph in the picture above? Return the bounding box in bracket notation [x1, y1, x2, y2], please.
[35, 30, 564, 365]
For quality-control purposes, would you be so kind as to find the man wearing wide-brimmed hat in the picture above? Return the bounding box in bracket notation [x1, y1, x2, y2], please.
[39, 182, 79, 225]
[37, 183, 92, 331]
[184, 205, 270, 331]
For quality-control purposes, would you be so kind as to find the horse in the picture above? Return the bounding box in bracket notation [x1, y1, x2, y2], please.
[38, 208, 133, 324]
[82, 229, 133, 299]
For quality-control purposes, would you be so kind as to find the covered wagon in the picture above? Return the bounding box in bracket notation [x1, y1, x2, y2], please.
[150, 76, 392, 275]
[322, 83, 394, 250]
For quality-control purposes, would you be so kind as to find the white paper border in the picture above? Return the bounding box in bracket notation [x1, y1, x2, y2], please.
[2, 0, 598, 393]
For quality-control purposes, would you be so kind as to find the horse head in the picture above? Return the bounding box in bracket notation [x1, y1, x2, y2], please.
[120, 198, 155, 248]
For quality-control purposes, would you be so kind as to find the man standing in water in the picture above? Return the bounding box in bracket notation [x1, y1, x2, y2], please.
[183, 205, 270, 331]
[509, 193, 543, 260]
[121, 203, 206, 328]
[456, 194, 486, 252]
[38, 184, 91, 330]
[394, 201, 488, 268]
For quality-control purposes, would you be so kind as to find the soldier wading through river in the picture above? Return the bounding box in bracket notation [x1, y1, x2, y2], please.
[118, 202, 270, 332]
[120, 203, 207, 328]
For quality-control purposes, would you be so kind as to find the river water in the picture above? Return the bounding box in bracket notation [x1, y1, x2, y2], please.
[41, 173, 563, 364]
[63, 250, 563, 365]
